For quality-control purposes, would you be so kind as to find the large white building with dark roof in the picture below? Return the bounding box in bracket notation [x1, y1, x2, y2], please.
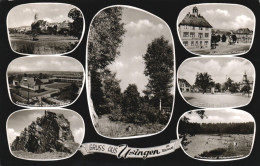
[178, 6, 213, 50]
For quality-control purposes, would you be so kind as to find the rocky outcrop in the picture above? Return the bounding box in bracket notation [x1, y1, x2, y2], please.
[11, 111, 79, 154]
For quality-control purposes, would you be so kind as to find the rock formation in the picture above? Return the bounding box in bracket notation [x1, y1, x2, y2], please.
[11, 111, 79, 154]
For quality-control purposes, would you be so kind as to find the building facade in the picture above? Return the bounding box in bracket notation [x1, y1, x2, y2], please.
[178, 6, 213, 50]
[178, 78, 191, 92]
[235, 28, 253, 43]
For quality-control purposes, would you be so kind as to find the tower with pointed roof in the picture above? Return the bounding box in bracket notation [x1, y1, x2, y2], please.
[178, 6, 212, 50]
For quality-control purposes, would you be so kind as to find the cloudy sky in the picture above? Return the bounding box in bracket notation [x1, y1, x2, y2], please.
[178, 4, 255, 30]
[8, 3, 77, 28]
[178, 58, 255, 85]
[8, 56, 83, 72]
[7, 109, 85, 145]
[183, 109, 254, 123]
[108, 7, 174, 95]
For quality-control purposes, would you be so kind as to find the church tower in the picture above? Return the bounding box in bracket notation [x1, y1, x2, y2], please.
[34, 13, 38, 22]
[243, 71, 248, 84]
[192, 6, 198, 16]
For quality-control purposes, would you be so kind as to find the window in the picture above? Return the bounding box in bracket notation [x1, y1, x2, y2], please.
[191, 41, 194, 46]
[199, 27, 203, 30]
[205, 33, 209, 38]
[198, 33, 203, 38]
[195, 41, 198, 46]
[190, 32, 195, 38]
[184, 25, 188, 29]
[183, 41, 188, 46]
[183, 32, 189, 37]
[205, 41, 208, 46]
[192, 26, 195, 30]
[200, 41, 202, 45]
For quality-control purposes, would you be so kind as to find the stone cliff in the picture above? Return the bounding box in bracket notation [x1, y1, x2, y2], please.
[11, 111, 79, 154]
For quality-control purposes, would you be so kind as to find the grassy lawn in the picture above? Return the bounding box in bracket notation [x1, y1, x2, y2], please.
[45, 83, 71, 89]
[96, 114, 165, 138]
[9, 34, 78, 54]
[18, 88, 58, 98]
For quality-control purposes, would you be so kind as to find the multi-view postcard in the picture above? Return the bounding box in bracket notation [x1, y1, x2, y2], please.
[177, 109, 255, 161]
[6, 109, 85, 160]
[6, 56, 85, 107]
[7, 3, 84, 55]
[87, 6, 175, 138]
[177, 57, 255, 108]
[177, 4, 255, 55]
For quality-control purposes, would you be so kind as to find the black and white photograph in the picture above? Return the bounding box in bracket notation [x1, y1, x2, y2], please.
[6, 109, 85, 160]
[7, 56, 84, 107]
[177, 4, 255, 55]
[87, 6, 175, 138]
[7, 3, 84, 55]
[177, 57, 255, 108]
[177, 109, 255, 161]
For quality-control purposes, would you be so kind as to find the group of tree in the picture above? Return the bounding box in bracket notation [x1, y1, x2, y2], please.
[88, 7, 173, 125]
[194, 72, 251, 95]
[211, 34, 237, 48]
[179, 119, 254, 136]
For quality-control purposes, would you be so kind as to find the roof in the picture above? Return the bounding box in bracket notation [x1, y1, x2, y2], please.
[178, 78, 191, 87]
[179, 14, 213, 28]
[21, 77, 36, 86]
[235, 28, 253, 34]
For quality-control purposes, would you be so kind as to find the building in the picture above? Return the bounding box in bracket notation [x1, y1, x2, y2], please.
[19, 77, 42, 91]
[178, 6, 213, 50]
[52, 74, 83, 84]
[239, 72, 254, 92]
[234, 28, 253, 43]
[178, 78, 191, 92]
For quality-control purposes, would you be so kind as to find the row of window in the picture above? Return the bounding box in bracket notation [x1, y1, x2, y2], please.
[183, 32, 209, 38]
[183, 40, 209, 46]
[182, 25, 209, 31]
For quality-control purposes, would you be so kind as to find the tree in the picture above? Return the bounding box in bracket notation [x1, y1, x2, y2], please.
[232, 34, 237, 43]
[87, 7, 125, 115]
[241, 80, 251, 97]
[223, 77, 233, 91]
[229, 83, 239, 93]
[102, 72, 122, 112]
[194, 72, 213, 94]
[215, 83, 221, 92]
[122, 84, 140, 113]
[68, 8, 84, 39]
[143, 36, 173, 109]
[58, 82, 79, 101]
[221, 34, 226, 42]
[88, 7, 125, 71]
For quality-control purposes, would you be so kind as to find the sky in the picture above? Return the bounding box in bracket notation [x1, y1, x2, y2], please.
[178, 58, 255, 85]
[8, 3, 77, 28]
[107, 7, 174, 95]
[182, 109, 255, 124]
[178, 4, 255, 30]
[7, 56, 83, 72]
[7, 109, 85, 145]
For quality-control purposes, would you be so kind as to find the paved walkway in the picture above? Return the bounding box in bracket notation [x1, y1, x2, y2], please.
[182, 92, 251, 108]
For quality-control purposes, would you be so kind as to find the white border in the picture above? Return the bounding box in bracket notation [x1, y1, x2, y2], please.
[6, 3, 85, 56]
[176, 56, 256, 109]
[86, 5, 176, 139]
[6, 108, 86, 161]
[6, 55, 86, 109]
[176, 108, 256, 162]
[176, 3, 256, 57]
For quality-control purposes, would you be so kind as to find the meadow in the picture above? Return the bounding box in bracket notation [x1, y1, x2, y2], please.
[96, 114, 165, 138]
[12, 150, 72, 160]
[9, 34, 78, 54]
